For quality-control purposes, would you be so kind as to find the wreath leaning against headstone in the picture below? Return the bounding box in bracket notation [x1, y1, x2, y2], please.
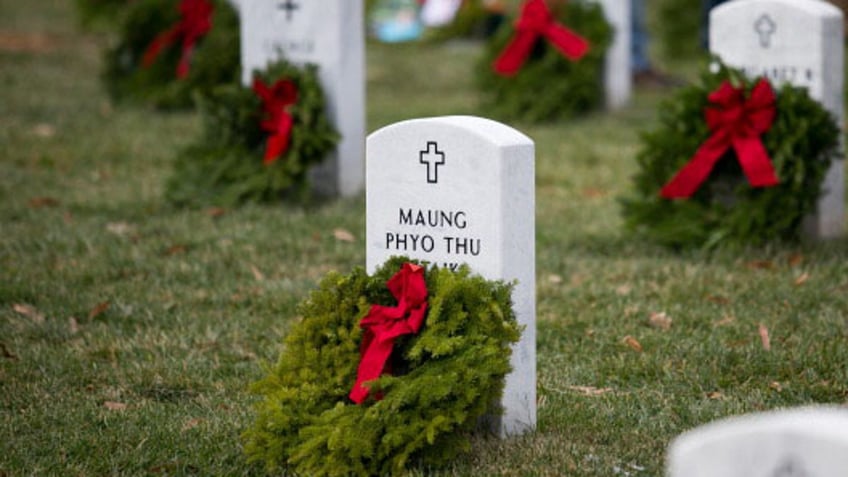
[165, 59, 339, 206]
[102, 0, 240, 109]
[621, 60, 841, 249]
[242, 257, 521, 477]
[475, 0, 612, 123]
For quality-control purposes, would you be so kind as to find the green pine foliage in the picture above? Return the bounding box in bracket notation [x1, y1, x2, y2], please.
[475, 0, 612, 123]
[165, 60, 339, 206]
[621, 61, 841, 249]
[102, 0, 239, 109]
[243, 257, 521, 477]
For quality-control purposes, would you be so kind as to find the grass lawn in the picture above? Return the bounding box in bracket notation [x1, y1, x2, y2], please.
[2, 1, 847, 475]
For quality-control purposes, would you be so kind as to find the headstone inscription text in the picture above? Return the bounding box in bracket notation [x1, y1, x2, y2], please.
[667, 407, 848, 477]
[710, 0, 845, 238]
[239, 0, 366, 197]
[366, 116, 536, 436]
[277, 0, 299, 21]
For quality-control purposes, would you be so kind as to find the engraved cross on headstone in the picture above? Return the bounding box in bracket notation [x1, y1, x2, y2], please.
[754, 13, 777, 48]
[419, 141, 445, 184]
[771, 457, 809, 477]
[277, 0, 300, 21]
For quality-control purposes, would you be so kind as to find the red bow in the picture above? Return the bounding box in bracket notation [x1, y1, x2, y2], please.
[493, 0, 590, 76]
[349, 263, 428, 404]
[252, 78, 298, 165]
[661, 79, 779, 199]
[141, 0, 214, 79]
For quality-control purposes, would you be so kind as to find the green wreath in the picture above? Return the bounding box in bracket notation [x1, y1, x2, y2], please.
[165, 60, 339, 206]
[243, 257, 521, 477]
[621, 61, 841, 249]
[102, 0, 240, 109]
[475, 0, 612, 123]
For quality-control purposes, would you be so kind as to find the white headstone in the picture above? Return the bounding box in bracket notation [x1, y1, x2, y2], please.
[668, 407, 848, 477]
[366, 116, 536, 437]
[710, 0, 845, 238]
[595, 0, 632, 109]
[239, 0, 366, 197]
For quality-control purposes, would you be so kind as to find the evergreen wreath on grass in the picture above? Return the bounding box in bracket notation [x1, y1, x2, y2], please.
[165, 60, 339, 206]
[102, 0, 239, 109]
[475, 0, 612, 123]
[621, 60, 841, 249]
[243, 257, 521, 477]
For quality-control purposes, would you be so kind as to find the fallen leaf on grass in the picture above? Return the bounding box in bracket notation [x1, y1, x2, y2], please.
[0, 31, 56, 53]
[788, 253, 804, 267]
[206, 207, 226, 218]
[106, 221, 134, 237]
[547, 274, 563, 284]
[88, 301, 110, 320]
[68, 317, 79, 334]
[33, 123, 55, 138]
[705, 295, 730, 305]
[758, 323, 771, 351]
[163, 244, 187, 256]
[566, 385, 614, 396]
[622, 335, 643, 353]
[250, 265, 265, 282]
[794, 272, 810, 286]
[769, 381, 783, 392]
[714, 314, 735, 326]
[0, 342, 18, 360]
[580, 187, 608, 199]
[181, 418, 204, 431]
[103, 401, 127, 411]
[333, 228, 356, 243]
[706, 391, 724, 400]
[13, 303, 44, 323]
[745, 260, 775, 270]
[615, 284, 632, 296]
[28, 196, 60, 208]
[648, 312, 672, 330]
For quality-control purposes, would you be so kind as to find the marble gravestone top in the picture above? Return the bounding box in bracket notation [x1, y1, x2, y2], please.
[710, 0, 845, 238]
[366, 116, 536, 437]
[239, 0, 366, 197]
[668, 407, 848, 477]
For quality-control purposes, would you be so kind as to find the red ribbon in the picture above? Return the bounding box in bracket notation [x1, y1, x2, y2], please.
[349, 263, 428, 404]
[493, 0, 590, 76]
[252, 77, 298, 165]
[661, 79, 779, 199]
[141, 0, 214, 79]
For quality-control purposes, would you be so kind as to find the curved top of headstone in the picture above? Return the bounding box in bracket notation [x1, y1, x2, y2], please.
[368, 115, 533, 149]
[713, 0, 843, 19]
[668, 407, 848, 476]
[671, 407, 848, 458]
